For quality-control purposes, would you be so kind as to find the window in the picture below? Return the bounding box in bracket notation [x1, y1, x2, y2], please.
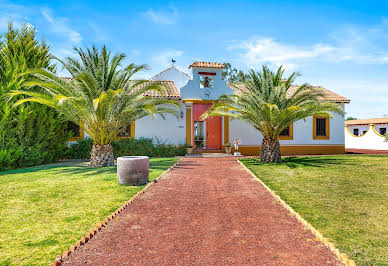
[194, 121, 205, 148]
[280, 127, 290, 136]
[353, 128, 359, 136]
[313, 116, 330, 139]
[66, 122, 83, 141]
[278, 124, 293, 140]
[200, 76, 213, 88]
[117, 124, 132, 138]
[380, 128, 387, 135]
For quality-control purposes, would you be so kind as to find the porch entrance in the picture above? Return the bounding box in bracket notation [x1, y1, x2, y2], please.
[192, 103, 222, 150]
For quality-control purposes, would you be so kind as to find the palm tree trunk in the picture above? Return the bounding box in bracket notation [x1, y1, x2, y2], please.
[90, 143, 114, 167]
[260, 138, 281, 162]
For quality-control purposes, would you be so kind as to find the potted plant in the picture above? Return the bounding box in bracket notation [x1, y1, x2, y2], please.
[186, 145, 193, 154]
[224, 142, 232, 154]
[194, 136, 204, 148]
[201, 140, 207, 149]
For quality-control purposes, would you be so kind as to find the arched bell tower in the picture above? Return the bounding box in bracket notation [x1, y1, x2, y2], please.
[180, 61, 233, 100]
[182, 62, 231, 151]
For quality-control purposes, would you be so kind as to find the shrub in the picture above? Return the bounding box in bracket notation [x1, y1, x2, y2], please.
[65, 139, 93, 159]
[67, 138, 186, 159]
[0, 23, 69, 171]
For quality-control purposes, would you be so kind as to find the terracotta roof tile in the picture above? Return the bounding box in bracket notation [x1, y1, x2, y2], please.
[189, 61, 225, 69]
[61, 77, 180, 99]
[135, 80, 181, 99]
[229, 83, 350, 103]
[345, 117, 388, 125]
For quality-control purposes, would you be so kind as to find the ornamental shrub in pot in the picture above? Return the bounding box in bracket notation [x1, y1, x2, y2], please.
[224, 142, 232, 154]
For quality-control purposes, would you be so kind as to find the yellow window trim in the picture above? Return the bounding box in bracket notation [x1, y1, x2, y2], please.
[313, 116, 330, 140]
[345, 125, 371, 137]
[278, 123, 293, 140]
[371, 124, 386, 137]
[114, 122, 135, 140]
[69, 122, 84, 141]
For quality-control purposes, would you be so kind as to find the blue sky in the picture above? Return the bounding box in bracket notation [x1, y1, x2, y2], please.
[1, 0, 388, 118]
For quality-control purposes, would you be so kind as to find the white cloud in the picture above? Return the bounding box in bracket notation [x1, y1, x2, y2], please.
[41, 8, 81, 43]
[154, 49, 183, 67]
[228, 37, 334, 70]
[143, 7, 178, 25]
[229, 19, 388, 70]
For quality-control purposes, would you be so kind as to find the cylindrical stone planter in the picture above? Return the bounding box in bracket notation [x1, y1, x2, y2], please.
[117, 156, 149, 186]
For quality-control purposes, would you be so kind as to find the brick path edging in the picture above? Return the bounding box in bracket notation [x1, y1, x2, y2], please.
[237, 160, 356, 266]
[51, 159, 183, 266]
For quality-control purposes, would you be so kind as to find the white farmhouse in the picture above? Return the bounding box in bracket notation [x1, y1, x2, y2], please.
[70, 61, 351, 156]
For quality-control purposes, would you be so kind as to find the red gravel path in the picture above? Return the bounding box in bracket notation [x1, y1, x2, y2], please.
[64, 158, 341, 265]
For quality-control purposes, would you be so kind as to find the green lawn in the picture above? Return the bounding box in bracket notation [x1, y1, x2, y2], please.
[0, 158, 178, 265]
[241, 155, 388, 265]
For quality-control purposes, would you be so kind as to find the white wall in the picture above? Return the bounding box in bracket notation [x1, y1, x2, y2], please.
[180, 68, 234, 100]
[229, 111, 345, 146]
[345, 124, 388, 150]
[150, 66, 190, 92]
[135, 108, 186, 145]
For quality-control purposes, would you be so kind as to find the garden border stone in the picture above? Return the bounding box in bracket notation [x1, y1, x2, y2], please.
[238, 159, 356, 266]
[51, 158, 182, 266]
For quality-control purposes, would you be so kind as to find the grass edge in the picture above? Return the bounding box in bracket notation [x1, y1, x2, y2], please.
[52, 158, 183, 265]
[237, 159, 356, 266]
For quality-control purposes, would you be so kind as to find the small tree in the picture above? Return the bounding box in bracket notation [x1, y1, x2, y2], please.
[0, 22, 68, 170]
[9, 46, 180, 166]
[222, 62, 249, 83]
[202, 66, 344, 163]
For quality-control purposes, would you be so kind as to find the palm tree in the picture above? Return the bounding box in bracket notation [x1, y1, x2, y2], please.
[201, 66, 344, 162]
[8, 46, 180, 166]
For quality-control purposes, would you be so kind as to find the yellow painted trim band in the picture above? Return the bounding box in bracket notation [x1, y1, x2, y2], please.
[182, 99, 216, 104]
[238, 160, 356, 266]
[224, 117, 229, 144]
[186, 107, 192, 146]
[235, 145, 345, 156]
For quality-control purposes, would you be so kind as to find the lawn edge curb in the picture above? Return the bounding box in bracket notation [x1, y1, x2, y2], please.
[52, 158, 182, 266]
[237, 159, 356, 266]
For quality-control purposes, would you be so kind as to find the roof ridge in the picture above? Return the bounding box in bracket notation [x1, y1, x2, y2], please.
[149, 66, 191, 80]
[189, 61, 225, 69]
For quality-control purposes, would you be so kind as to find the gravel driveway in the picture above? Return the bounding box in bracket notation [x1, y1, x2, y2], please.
[64, 157, 340, 265]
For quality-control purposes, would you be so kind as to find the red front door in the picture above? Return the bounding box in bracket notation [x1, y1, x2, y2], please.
[193, 103, 222, 150]
[206, 115, 222, 149]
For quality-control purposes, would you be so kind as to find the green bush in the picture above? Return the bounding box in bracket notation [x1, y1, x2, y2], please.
[65, 139, 93, 159]
[0, 23, 69, 171]
[0, 105, 70, 171]
[67, 138, 186, 159]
